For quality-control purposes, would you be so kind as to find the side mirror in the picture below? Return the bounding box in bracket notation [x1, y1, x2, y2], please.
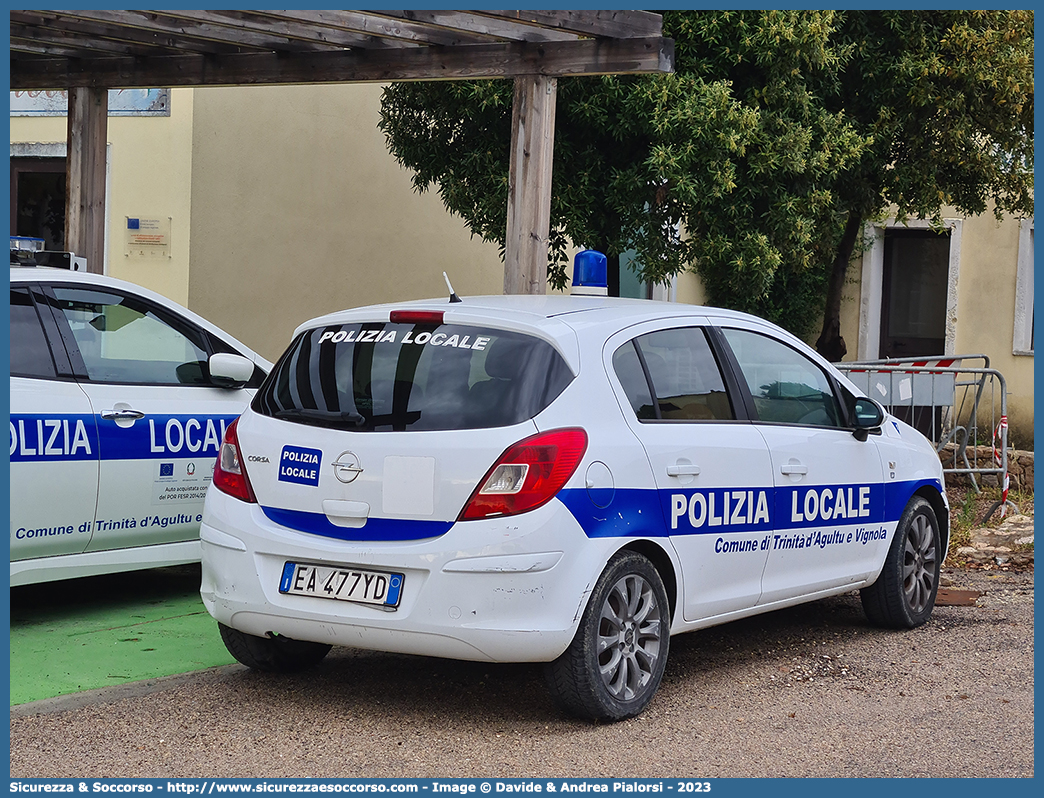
[852, 397, 884, 441]
[209, 352, 255, 389]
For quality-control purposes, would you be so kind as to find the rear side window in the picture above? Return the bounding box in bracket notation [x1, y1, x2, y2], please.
[10, 287, 57, 379]
[613, 327, 734, 421]
[254, 322, 574, 431]
[611, 343, 655, 420]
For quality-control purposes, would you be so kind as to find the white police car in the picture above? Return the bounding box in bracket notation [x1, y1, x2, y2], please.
[10, 264, 271, 585]
[201, 252, 947, 721]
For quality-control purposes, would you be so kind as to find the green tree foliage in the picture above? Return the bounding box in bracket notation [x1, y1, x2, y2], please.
[379, 59, 763, 298]
[814, 10, 1034, 358]
[379, 11, 1033, 349]
[663, 11, 867, 336]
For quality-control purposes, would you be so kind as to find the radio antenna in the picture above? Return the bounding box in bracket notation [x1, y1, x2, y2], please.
[443, 272, 462, 303]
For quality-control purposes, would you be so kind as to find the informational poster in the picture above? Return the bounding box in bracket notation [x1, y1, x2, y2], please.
[125, 217, 172, 260]
[10, 88, 170, 116]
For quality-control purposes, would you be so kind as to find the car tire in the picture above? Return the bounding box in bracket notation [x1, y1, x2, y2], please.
[860, 496, 941, 629]
[544, 550, 670, 722]
[218, 623, 332, 673]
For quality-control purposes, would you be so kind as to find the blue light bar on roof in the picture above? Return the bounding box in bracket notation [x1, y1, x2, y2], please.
[10, 236, 45, 252]
[571, 250, 608, 296]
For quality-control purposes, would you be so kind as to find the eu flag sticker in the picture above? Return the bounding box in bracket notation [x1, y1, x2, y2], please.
[279, 446, 322, 487]
[159, 463, 174, 477]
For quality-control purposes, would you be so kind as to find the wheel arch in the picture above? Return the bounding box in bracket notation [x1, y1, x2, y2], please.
[915, 485, 950, 553]
[617, 539, 679, 624]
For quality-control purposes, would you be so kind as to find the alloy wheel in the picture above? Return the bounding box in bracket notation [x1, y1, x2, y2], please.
[902, 512, 938, 614]
[597, 573, 665, 701]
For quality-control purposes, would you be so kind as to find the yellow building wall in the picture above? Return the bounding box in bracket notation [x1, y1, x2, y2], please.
[186, 83, 504, 361]
[952, 213, 1034, 448]
[10, 88, 196, 306]
[675, 269, 710, 307]
[839, 254, 864, 366]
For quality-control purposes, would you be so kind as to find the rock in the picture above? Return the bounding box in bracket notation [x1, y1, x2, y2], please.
[970, 515, 1034, 551]
[940, 446, 1034, 490]
[997, 515, 1034, 536]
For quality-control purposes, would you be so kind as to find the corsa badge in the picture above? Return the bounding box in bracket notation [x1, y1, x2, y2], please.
[332, 450, 363, 484]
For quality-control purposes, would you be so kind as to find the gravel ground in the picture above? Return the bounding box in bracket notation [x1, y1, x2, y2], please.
[10, 567, 1033, 779]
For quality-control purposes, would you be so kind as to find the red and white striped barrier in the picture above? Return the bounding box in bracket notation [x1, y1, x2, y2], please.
[993, 415, 1010, 519]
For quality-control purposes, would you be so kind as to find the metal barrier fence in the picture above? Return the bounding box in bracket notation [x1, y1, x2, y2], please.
[836, 355, 1018, 520]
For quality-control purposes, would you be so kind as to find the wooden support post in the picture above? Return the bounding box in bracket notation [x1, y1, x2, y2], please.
[504, 74, 557, 295]
[66, 87, 108, 274]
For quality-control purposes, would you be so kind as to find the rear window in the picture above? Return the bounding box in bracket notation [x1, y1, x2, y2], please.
[254, 322, 574, 432]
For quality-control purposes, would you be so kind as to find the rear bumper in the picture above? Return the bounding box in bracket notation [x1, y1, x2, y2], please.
[200, 488, 620, 663]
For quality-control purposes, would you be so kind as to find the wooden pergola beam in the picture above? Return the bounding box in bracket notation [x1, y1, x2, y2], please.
[373, 10, 582, 42]
[10, 23, 178, 58]
[59, 9, 340, 52]
[10, 10, 243, 54]
[11, 37, 674, 90]
[65, 87, 108, 275]
[165, 10, 409, 50]
[504, 75, 557, 295]
[478, 10, 665, 40]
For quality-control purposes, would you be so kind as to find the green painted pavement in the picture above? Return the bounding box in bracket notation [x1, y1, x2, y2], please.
[9, 564, 235, 705]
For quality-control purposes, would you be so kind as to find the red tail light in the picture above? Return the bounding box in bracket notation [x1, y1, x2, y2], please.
[458, 428, 588, 521]
[213, 417, 257, 504]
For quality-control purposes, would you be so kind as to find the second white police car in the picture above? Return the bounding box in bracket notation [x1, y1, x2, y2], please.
[10, 263, 271, 585]
[201, 252, 947, 722]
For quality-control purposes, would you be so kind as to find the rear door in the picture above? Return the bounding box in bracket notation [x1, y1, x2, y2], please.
[239, 318, 576, 543]
[605, 320, 774, 622]
[9, 284, 99, 562]
[44, 282, 255, 553]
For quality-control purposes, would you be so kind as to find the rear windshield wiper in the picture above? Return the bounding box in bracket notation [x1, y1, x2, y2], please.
[273, 408, 367, 429]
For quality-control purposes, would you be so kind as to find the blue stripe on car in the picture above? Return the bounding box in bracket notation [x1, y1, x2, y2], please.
[261, 479, 942, 543]
[261, 506, 453, 542]
[560, 479, 938, 539]
[10, 413, 239, 462]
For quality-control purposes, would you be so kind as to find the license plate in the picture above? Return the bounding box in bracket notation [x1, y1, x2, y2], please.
[279, 562, 404, 609]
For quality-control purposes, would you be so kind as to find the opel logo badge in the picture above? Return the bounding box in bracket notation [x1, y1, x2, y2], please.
[331, 451, 363, 484]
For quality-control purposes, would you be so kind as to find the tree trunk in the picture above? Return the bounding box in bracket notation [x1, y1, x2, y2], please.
[607, 252, 621, 297]
[816, 209, 864, 362]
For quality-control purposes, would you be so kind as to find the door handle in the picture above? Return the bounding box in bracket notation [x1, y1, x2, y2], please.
[667, 464, 701, 477]
[780, 463, 808, 476]
[101, 408, 145, 421]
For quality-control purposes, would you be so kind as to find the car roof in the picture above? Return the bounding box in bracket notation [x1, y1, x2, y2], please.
[295, 293, 771, 337]
[11, 265, 150, 289]
[292, 292, 860, 394]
